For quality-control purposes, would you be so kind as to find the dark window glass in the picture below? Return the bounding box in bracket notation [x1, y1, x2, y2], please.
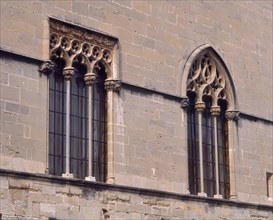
[69, 65, 88, 179]
[218, 102, 230, 198]
[48, 60, 66, 176]
[188, 93, 199, 195]
[92, 68, 107, 182]
[188, 94, 230, 198]
[48, 61, 107, 182]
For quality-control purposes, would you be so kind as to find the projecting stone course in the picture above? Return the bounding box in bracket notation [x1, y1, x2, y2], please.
[0, 172, 272, 220]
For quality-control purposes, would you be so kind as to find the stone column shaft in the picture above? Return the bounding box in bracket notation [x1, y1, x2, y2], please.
[211, 106, 222, 198]
[181, 97, 190, 194]
[195, 102, 206, 197]
[62, 67, 74, 178]
[84, 73, 96, 182]
[104, 79, 121, 184]
[225, 110, 240, 200]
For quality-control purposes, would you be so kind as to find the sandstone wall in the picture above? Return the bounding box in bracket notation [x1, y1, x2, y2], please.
[1, 171, 272, 219]
[0, 0, 272, 211]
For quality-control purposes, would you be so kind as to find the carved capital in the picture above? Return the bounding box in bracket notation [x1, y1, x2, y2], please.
[38, 60, 54, 75]
[63, 67, 74, 81]
[181, 97, 189, 110]
[225, 110, 240, 121]
[195, 102, 205, 112]
[104, 79, 121, 92]
[84, 73, 97, 85]
[210, 106, 221, 116]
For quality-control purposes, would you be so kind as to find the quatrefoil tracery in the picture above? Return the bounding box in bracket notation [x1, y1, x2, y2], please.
[49, 25, 114, 77]
[187, 52, 229, 107]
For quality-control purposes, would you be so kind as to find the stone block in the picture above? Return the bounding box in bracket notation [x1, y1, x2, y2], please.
[27, 79, 38, 92]
[172, 207, 185, 217]
[78, 206, 102, 220]
[2, 121, 24, 136]
[14, 200, 27, 216]
[56, 186, 69, 194]
[1, 111, 17, 123]
[0, 178, 9, 189]
[47, 194, 63, 204]
[24, 125, 31, 138]
[133, 34, 155, 49]
[6, 102, 29, 115]
[40, 203, 56, 218]
[116, 203, 129, 212]
[54, 0, 72, 11]
[42, 184, 56, 195]
[12, 157, 45, 173]
[9, 74, 27, 88]
[126, 54, 153, 70]
[69, 186, 82, 196]
[234, 207, 251, 218]
[28, 191, 47, 203]
[0, 154, 13, 169]
[132, 1, 151, 14]
[32, 202, 40, 218]
[10, 189, 28, 200]
[130, 204, 151, 214]
[0, 198, 15, 215]
[0, 72, 8, 84]
[115, 0, 132, 9]
[1, 85, 20, 102]
[71, 0, 89, 17]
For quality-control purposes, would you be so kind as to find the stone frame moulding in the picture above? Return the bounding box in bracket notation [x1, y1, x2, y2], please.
[180, 44, 240, 200]
[39, 18, 120, 184]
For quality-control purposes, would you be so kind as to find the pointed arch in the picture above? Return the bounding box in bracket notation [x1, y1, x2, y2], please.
[183, 44, 240, 199]
[181, 44, 238, 110]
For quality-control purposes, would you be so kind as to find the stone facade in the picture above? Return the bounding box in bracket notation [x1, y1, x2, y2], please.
[0, 0, 272, 219]
[1, 170, 272, 220]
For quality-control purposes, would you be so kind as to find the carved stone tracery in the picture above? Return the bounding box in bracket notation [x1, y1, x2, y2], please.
[49, 19, 118, 87]
[186, 51, 240, 119]
[187, 52, 228, 107]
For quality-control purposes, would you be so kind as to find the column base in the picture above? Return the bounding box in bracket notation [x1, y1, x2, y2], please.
[62, 173, 73, 178]
[198, 192, 207, 197]
[85, 176, 96, 182]
[214, 194, 223, 199]
[106, 176, 115, 184]
[229, 194, 238, 201]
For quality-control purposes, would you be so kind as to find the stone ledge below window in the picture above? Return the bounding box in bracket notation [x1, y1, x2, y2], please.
[0, 168, 272, 210]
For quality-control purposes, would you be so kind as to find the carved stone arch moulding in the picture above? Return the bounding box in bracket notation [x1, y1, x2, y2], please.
[48, 19, 118, 80]
[182, 45, 237, 111]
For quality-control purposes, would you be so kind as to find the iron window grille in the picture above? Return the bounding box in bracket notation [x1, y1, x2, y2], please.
[186, 49, 234, 199]
[48, 61, 107, 181]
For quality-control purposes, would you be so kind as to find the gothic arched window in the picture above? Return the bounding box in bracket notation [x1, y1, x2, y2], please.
[43, 19, 120, 183]
[186, 49, 238, 199]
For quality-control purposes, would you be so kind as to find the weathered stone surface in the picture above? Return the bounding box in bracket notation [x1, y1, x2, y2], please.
[1, 174, 273, 219]
[0, 0, 272, 219]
